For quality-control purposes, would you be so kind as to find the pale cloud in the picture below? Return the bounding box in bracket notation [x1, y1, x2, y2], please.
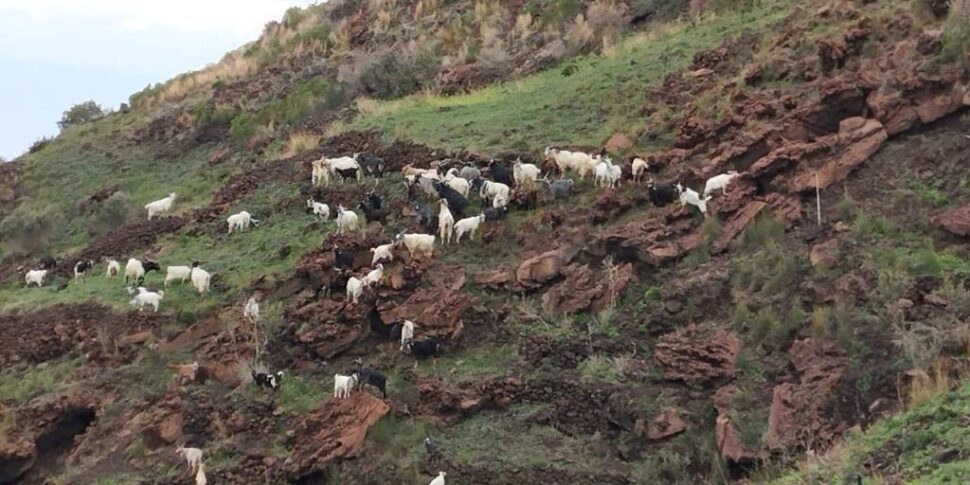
[0, 0, 315, 39]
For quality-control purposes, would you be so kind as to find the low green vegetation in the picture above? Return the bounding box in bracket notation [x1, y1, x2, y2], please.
[0, 357, 80, 405]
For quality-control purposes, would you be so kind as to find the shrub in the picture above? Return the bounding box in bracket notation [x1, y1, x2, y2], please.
[940, 0, 970, 66]
[229, 112, 258, 146]
[0, 203, 64, 256]
[28, 137, 53, 154]
[586, 1, 628, 48]
[282, 131, 320, 157]
[58, 100, 105, 130]
[89, 191, 136, 236]
[359, 48, 440, 99]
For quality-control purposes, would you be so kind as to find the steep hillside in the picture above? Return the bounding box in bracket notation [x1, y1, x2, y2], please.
[1, 0, 969, 484]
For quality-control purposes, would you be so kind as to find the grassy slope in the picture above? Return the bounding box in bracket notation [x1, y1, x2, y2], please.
[773, 382, 970, 484]
[350, 1, 789, 154]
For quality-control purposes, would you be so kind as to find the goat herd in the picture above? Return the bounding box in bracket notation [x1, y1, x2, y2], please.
[16, 146, 744, 485]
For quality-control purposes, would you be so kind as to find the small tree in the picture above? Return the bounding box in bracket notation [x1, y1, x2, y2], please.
[58, 100, 105, 130]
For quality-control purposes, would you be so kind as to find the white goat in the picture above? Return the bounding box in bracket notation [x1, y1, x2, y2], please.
[370, 243, 394, 265]
[325, 156, 362, 183]
[190, 266, 211, 296]
[334, 373, 357, 398]
[677, 184, 711, 214]
[396, 233, 435, 259]
[402, 164, 440, 180]
[492, 193, 509, 209]
[429, 471, 446, 485]
[445, 175, 470, 198]
[454, 214, 485, 244]
[399, 320, 415, 351]
[335, 206, 361, 235]
[105, 259, 120, 278]
[227, 210, 259, 234]
[479, 180, 510, 204]
[244, 297, 260, 323]
[703, 170, 741, 197]
[306, 198, 330, 220]
[195, 463, 207, 485]
[145, 193, 176, 220]
[125, 258, 147, 286]
[346, 276, 364, 305]
[363, 264, 384, 288]
[438, 199, 455, 244]
[129, 287, 165, 312]
[24, 269, 48, 287]
[594, 156, 622, 188]
[544, 147, 597, 180]
[513, 160, 542, 189]
[164, 265, 192, 286]
[175, 446, 203, 475]
[311, 159, 330, 187]
[631, 157, 649, 183]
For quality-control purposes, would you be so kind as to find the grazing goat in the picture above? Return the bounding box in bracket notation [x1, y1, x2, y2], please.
[105, 259, 120, 278]
[307, 199, 330, 220]
[406, 337, 440, 359]
[438, 199, 455, 244]
[335, 206, 361, 235]
[459, 165, 481, 181]
[125, 258, 160, 286]
[244, 297, 259, 323]
[324, 155, 362, 183]
[430, 471, 447, 485]
[476, 179, 511, 205]
[334, 373, 357, 398]
[408, 175, 440, 201]
[129, 287, 164, 312]
[399, 319, 415, 351]
[487, 159, 515, 187]
[594, 156, 622, 188]
[358, 153, 385, 178]
[371, 243, 394, 265]
[25, 269, 48, 287]
[363, 264, 384, 288]
[190, 266, 211, 296]
[454, 214, 485, 244]
[631, 157, 649, 183]
[227, 210, 259, 234]
[39, 255, 57, 270]
[443, 170, 471, 198]
[164, 264, 194, 287]
[677, 183, 711, 214]
[433, 181, 467, 218]
[647, 180, 679, 206]
[542, 178, 574, 200]
[412, 201, 438, 235]
[175, 446, 203, 475]
[252, 370, 284, 389]
[703, 170, 741, 196]
[73, 260, 95, 281]
[396, 233, 435, 259]
[544, 147, 597, 179]
[513, 160, 542, 189]
[402, 164, 440, 180]
[353, 367, 387, 398]
[145, 193, 176, 220]
[346, 276, 364, 305]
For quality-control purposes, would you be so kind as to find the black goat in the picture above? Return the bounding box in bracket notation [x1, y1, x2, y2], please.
[412, 202, 438, 235]
[353, 366, 387, 398]
[488, 160, 514, 187]
[365, 191, 383, 210]
[647, 181, 679, 206]
[432, 181, 466, 218]
[405, 337, 440, 359]
[73, 259, 95, 280]
[367, 306, 395, 338]
[483, 205, 508, 221]
[333, 247, 355, 269]
[252, 370, 284, 389]
[358, 154, 385, 178]
[357, 201, 388, 225]
[334, 166, 359, 182]
[39, 255, 57, 270]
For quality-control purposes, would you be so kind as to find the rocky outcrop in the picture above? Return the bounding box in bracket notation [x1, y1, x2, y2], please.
[286, 392, 389, 479]
[515, 246, 580, 288]
[540, 263, 634, 316]
[713, 386, 764, 464]
[932, 204, 970, 237]
[655, 327, 740, 383]
[644, 408, 687, 441]
[0, 432, 36, 483]
[787, 118, 888, 192]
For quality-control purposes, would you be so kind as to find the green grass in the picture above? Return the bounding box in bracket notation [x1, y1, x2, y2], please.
[0, 357, 80, 405]
[278, 373, 332, 413]
[773, 382, 970, 484]
[349, 1, 789, 154]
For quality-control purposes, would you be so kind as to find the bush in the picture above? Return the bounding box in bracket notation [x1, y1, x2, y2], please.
[89, 191, 136, 236]
[0, 203, 64, 256]
[359, 48, 440, 99]
[58, 100, 105, 130]
[941, 0, 970, 66]
[28, 137, 53, 154]
[229, 112, 258, 146]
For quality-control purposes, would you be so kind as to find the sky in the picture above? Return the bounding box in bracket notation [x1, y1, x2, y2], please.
[0, 0, 317, 160]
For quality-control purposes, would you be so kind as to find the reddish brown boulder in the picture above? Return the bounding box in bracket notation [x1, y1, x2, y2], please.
[712, 200, 767, 253]
[382, 281, 471, 341]
[810, 242, 836, 269]
[788, 119, 887, 192]
[655, 327, 740, 383]
[931, 204, 970, 237]
[474, 269, 514, 289]
[515, 246, 579, 288]
[915, 87, 967, 124]
[540, 263, 634, 316]
[286, 392, 389, 477]
[763, 339, 848, 450]
[866, 90, 919, 135]
[604, 133, 634, 152]
[713, 386, 764, 463]
[646, 408, 687, 441]
[0, 432, 36, 483]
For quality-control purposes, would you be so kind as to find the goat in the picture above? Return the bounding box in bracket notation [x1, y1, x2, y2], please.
[357, 153, 385, 178]
[703, 170, 741, 197]
[476, 179, 511, 205]
[405, 337, 440, 360]
[487, 159, 514, 187]
[513, 160, 542, 189]
[227, 210, 260, 234]
[365, 191, 383, 210]
[334, 373, 357, 398]
[105, 259, 121, 278]
[335, 206, 361, 236]
[544, 147, 597, 179]
[363, 264, 384, 288]
[396, 233, 435, 259]
[371, 243, 394, 265]
[594, 156, 622, 188]
[73, 260, 95, 282]
[195, 463, 207, 485]
[164, 264, 193, 286]
[438, 199, 455, 244]
[453, 214, 485, 244]
[542, 177, 574, 200]
[631, 157, 649, 183]
[352, 366, 387, 399]
[459, 165, 481, 181]
[24, 269, 48, 287]
[244, 297, 259, 323]
[483, 205, 509, 221]
[429, 471, 447, 485]
[129, 287, 164, 312]
[252, 370, 284, 389]
[333, 246, 356, 270]
[145, 193, 176, 220]
[677, 183, 711, 214]
[190, 266, 211, 296]
[125, 258, 160, 286]
[307, 199, 330, 220]
[357, 201, 388, 226]
[368, 305, 394, 338]
[346, 276, 364, 305]
[175, 446, 203, 475]
[399, 319, 415, 351]
[647, 180, 679, 206]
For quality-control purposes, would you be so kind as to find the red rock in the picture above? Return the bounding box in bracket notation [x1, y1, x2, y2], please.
[646, 408, 687, 441]
[604, 133, 634, 152]
[115, 331, 154, 347]
[809, 242, 836, 269]
[474, 269, 513, 289]
[931, 204, 970, 236]
[915, 87, 967, 124]
[788, 119, 887, 192]
[712, 386, 763, 463]
[540, 263, 634, 316]
[655, 327, 740, 383]
[712, 200, 767, 253]
[0, 432, 36, 483]
[866, 90, 918, 135]
[515, 246, 579, 287]
[287, 392, 389, 476]
[208, 147, 231, 165]
[837, 116, 866, 134]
